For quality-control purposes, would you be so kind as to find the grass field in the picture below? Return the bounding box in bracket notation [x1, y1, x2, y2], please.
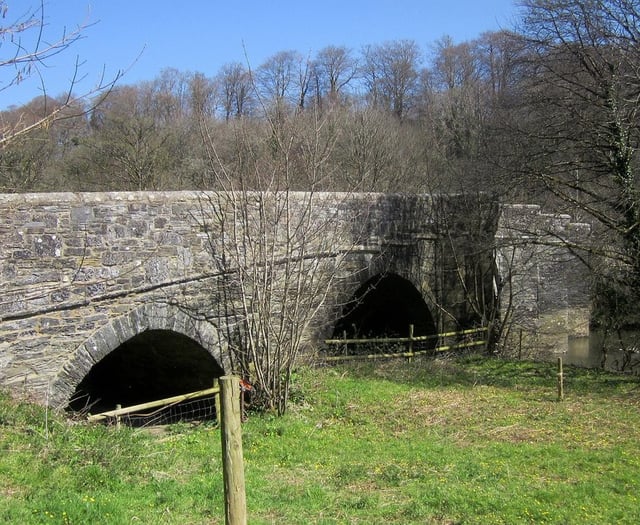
[1, 355, 639, 524]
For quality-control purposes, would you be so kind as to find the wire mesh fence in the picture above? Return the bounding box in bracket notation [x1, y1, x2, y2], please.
[115, 394, 219, 427]
[87, 385, 221, 428]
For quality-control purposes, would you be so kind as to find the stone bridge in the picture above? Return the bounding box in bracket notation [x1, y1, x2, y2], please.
[0, 191, 590, 409]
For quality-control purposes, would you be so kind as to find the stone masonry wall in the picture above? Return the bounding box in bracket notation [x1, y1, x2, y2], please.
[496, 204, 591, 357]
[0, 191, 438, 405]
[0, 191, 590, 406]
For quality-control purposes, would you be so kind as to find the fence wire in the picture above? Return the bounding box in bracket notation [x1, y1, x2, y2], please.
[112, 394, 218, 427]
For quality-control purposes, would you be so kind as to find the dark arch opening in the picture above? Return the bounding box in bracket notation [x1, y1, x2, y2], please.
[332, 273, 437, 347]
[68, 329, 224, 420]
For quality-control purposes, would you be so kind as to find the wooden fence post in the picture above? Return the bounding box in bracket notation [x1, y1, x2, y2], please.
[213, 378, 221, 426]
[408, 324, 414, 361]
[557, 357, 564, 401]
[220, 376, 247, 525]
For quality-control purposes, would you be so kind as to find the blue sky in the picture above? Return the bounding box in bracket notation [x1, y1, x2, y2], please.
[0, 0, 519, 109]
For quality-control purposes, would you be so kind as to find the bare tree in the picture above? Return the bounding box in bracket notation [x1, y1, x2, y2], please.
[255, 51, 301, 112]
[194, 99, 369, 415]
[0, 95, 89, 191]
[0, 1, 121, 149]
[216, 62, 254, 121]
[361, 40, 422, 119]
[334, 106, 417, 191]
[145, 67, 192, 125]
[427, 37, 487, 164]
[416, 35, 510, 195]
[312, 45, 358, 107]
[476, 30, 526, 104]
[77, 85, 190, 190]
[188, 72, 218, 119]
[507, 0, 640, 329]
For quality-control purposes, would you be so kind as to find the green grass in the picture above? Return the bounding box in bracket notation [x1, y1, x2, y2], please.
[1, 355, 640, 524]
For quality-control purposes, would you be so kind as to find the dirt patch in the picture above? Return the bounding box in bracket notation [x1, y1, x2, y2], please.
[0, 484, 23, 499]
[392, 386, 557, 445]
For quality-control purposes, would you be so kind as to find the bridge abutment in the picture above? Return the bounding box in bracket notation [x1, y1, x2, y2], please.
[496, 205, 591, 357]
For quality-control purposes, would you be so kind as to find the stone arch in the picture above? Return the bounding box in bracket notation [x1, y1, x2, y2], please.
[361, 239, 439, 325]
[50, 303, 230, 408]
[332, 272, 438, 341]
